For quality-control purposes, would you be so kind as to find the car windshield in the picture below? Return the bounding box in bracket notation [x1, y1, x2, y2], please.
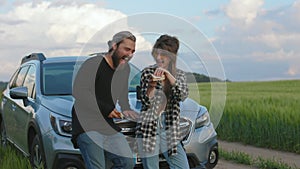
[42, 61, 142, 95]
[42, 62, 76, 95]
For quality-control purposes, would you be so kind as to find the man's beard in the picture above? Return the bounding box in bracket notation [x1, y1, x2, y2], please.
[112, 51, 127, 70]
[111, 51, 120, 69]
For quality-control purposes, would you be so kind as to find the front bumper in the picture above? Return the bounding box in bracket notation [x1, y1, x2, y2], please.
[184, 122, 218, 167]
[41, 122, 218, 169]
[43, 130, 84, 169]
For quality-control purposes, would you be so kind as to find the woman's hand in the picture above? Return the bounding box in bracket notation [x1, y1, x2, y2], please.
[154, 67, 176, 85]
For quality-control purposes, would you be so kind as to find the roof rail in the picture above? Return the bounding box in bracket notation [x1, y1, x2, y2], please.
[21, 53, 46, 64]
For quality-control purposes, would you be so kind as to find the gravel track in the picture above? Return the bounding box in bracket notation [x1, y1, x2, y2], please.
[213, 140, 300, 169]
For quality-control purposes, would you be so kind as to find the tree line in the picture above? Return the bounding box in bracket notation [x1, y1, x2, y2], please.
[185, 72, 229, 83]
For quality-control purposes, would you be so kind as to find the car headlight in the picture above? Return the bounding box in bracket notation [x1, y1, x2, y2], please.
[195, 111, 210, 129]
[50, 113, 72, 137]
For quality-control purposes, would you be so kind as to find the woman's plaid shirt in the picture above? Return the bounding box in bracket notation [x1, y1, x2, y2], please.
[137, 65, 189, 156]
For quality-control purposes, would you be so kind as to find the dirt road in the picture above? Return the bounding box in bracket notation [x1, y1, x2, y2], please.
[215, 159, 257, 169]
[213, 140, 300, 169]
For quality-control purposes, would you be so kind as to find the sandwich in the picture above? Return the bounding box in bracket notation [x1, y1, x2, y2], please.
[151, 74, 165, 81]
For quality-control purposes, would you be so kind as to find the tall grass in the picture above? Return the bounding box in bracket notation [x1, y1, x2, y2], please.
[0, 83, 31, 168]
[194, 80, 300, 154]
[0, 145, 31, 169]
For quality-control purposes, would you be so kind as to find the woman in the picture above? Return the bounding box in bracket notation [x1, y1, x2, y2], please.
[137, 34, 189, 169]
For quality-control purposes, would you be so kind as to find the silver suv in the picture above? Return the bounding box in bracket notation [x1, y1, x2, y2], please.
[0, 53, 218, 169]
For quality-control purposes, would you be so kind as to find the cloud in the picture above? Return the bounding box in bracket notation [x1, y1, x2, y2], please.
[0, 61, 17, 81]
[213, 0, 300, 80]
[204, 9, 222, 17]
[252, 48, 294, 61]
[247, 32, 300, 49]
[0, 16, 26, 25]
[0, 0, 6, 6]
[225, 0, 264, 25]
[2, 2, 125, 45]
[0, 1, 152, 81]
[47, 0, 106, 7]
[286, 65, 298, 76]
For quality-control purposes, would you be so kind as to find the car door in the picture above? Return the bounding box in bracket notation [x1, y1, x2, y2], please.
[14, 65, 37, 151]
[2, 65, 29, 146]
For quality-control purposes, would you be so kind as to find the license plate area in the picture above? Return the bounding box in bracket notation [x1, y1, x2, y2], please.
[134, 153, 167, 165]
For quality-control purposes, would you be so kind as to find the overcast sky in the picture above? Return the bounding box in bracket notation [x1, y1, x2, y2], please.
[0, 0, 299, 82]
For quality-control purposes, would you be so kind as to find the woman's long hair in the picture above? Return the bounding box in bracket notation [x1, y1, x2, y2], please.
[152, 34, 179, 97]
[152, 34, 179, 75]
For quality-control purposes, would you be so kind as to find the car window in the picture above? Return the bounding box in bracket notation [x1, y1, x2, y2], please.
[23, 65, 36, 98]
[10, 66, 30, 88]
[8, 70, 18, 88]
[42, 62, 75, 95]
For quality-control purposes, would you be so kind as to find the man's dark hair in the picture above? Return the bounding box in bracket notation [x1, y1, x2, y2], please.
[108, 31, 136, 52]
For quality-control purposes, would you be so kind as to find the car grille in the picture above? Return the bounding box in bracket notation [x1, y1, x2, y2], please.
[118, 120, 137, 137]
[115, 117, 192, 153]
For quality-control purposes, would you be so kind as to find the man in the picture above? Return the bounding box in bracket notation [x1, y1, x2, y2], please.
[72, 31, 138, 169]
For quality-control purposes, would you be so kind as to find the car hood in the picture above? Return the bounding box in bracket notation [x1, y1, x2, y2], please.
[40, 93, 203, 120]
[128, 92, 201, 120]
[40, 95, 74, 117]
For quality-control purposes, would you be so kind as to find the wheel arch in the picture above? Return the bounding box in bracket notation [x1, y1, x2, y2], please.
[27, 120, 48, 168]
[27, 120, 43, 151]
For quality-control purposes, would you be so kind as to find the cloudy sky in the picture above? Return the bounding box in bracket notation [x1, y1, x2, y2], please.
[0, 0, 299, 81]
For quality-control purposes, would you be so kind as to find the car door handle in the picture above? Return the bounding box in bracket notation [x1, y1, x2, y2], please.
[12, 104, 16, 111]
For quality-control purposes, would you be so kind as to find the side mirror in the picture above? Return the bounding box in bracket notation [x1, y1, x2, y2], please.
[136, 85, 141, 100]
[10, 86, 28, 99]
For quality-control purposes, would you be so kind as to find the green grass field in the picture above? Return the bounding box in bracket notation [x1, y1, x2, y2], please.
[192, 80, 300, 154]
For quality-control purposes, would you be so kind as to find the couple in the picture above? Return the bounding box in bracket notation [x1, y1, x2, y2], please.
[72, 31, 189, 169]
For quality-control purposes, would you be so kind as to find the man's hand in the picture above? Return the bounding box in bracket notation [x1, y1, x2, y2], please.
[108, 109, 123, 119]
[122, 110, 139, 121]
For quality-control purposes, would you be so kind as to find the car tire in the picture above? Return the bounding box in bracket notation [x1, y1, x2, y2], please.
[30, 135, 47, 169]
[58, 164, 81, 169]
[205, 145, 218, 169]
[0, 120, 7, 147]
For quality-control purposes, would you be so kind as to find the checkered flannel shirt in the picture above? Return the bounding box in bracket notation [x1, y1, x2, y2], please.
[137, 65, 189, 156]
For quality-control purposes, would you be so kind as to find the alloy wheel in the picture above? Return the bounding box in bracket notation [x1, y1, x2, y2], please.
[30, 135, 46, 169]
[206, 145, 219, 169]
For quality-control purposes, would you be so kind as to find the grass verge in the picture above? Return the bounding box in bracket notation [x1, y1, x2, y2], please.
[220, 148, 298, 169]
[0, 145, 31, 169]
